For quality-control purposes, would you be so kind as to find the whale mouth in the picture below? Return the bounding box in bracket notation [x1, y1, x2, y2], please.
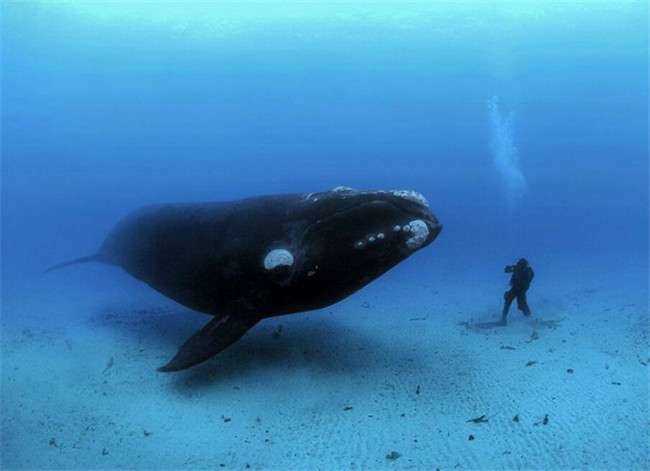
[296, 187, 441, 262]
[299, 197, 440, 256]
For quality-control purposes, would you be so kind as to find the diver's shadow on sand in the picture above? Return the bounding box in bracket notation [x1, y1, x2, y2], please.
[472, 320, 506, 329]
[90, 305, 434, 390]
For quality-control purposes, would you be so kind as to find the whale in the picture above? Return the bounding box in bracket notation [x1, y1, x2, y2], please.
[46, 187, 442, 371]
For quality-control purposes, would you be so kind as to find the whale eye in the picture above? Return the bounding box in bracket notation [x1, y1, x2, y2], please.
[263, 249, 294, 270]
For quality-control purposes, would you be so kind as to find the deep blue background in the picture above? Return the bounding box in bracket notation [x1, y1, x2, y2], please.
[2, 2, 647, 289]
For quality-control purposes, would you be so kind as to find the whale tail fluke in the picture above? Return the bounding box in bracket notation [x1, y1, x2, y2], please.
[44, 254, 102, 273]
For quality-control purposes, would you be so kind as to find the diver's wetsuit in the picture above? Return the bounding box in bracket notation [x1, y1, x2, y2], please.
[501, 259, 534, 324]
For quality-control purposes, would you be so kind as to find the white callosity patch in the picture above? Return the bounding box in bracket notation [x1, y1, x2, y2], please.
[405, 220, 430, 250]
[356, 231, 388, 248]
[391, 190, 429, 207]
[263, 249, 294, 270]
[331, 186, 355, 193]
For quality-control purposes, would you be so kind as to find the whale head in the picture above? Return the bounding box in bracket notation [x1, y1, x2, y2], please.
[262, 187, 442, 312]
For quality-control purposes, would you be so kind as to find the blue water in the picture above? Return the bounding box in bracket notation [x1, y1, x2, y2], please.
[2, 3, 648, 469]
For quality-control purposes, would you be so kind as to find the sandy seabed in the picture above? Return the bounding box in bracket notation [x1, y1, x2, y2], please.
[2, 257, 648, 470]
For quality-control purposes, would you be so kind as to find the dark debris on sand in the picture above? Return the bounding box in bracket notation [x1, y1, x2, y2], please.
[533, 414, 550, 426]
[466, 414, 488, 424]
[385, 451, 401, 461]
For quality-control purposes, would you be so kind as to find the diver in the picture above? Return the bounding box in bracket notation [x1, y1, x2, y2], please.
[500, 258, 534, 325]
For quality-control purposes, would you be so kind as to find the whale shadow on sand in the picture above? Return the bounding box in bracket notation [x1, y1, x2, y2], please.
[88, 304, 461, 393]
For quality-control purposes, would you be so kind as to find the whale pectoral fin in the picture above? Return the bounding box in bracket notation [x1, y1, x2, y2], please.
[158, 315, 259, 372]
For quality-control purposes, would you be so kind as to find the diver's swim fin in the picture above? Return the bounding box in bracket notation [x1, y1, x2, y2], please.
[158, 315, 259, 372]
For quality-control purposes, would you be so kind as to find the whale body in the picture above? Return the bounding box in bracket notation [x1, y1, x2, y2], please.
[47, 187, 442, 371]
